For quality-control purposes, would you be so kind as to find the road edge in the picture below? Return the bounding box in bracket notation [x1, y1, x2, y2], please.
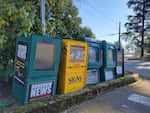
[14, 73, 140, 113]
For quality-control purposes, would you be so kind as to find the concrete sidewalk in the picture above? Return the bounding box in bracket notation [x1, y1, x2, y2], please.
[65, 79, 150, 113]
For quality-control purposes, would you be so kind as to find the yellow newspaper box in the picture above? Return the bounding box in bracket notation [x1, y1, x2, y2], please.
[57, 39, 88, 94]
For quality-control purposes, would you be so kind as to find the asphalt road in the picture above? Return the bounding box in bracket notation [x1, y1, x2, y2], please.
[64, 60, 150, 113]
[125, 60, 150, 80]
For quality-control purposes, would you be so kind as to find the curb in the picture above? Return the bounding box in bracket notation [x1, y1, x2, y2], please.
[14, 73, 140, 113]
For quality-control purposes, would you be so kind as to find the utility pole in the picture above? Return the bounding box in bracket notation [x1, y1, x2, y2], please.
[141, 0, 145, 58]
[40, 0, 46, 34]
[119, 21, 121, 50]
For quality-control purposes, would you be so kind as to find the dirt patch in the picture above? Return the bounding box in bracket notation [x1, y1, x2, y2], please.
[0, 76, 20, 113]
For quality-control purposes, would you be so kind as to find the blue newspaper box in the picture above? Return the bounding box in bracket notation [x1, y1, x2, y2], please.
[12, 35, 61, 104]
[101, 40, 116, 81]
[75, 37, 102, 85]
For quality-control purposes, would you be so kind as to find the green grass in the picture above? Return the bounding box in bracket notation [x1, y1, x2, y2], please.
[0, 100, 12, 110]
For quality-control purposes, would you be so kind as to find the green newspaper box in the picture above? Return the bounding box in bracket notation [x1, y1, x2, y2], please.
[101, 41, 117, 81]
[12, 35, 61, 104]
[116, 48, 124, 77]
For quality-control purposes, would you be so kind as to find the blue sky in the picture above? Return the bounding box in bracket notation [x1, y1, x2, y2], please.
[73, 0, 133, 45]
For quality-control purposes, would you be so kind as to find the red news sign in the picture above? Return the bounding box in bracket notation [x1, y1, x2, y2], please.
[28, 81, 54, 101]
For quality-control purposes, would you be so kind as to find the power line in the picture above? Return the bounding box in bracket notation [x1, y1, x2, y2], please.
[98, 31, 127, 37]
[84, 0, 118, 25]
[75, 1, 117, 27]
[80, 7, 108, 24]
[98, 33, 119, 37]
[80, 7, 118, 30]
[74, 1, 119, 34]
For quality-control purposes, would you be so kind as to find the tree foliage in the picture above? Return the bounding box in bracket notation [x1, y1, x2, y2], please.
[0, 0, 39, 81]
[123, 0, 150, 56]
[80, 26, 96, 38]
[0, 0, 94, 81]
[46, 0, 82, 38]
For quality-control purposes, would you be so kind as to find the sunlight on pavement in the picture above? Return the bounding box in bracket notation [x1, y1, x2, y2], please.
[139, 62, 150, 65]
[128, 93, 150, 107]
[137, 62, 150, 69]
[129, 79, 150, 96]
[136, 66, 150, 69]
